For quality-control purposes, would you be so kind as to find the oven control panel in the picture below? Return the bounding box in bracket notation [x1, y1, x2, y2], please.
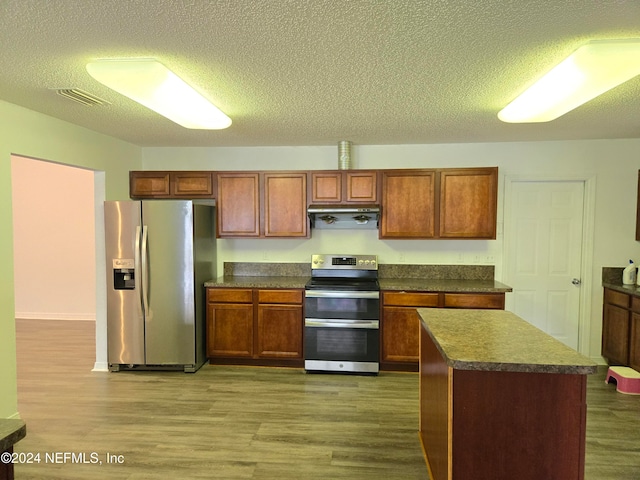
[311, 254, 378, 270]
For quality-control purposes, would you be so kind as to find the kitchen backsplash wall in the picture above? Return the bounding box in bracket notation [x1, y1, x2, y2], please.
[222, 262, 494, 280]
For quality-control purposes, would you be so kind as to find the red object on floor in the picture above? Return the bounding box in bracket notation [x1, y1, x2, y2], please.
[605, 366, 640, 395]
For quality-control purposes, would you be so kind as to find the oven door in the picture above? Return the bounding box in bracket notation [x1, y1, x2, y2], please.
[304, 318, 379, 373]
[304, 290, 379, 321]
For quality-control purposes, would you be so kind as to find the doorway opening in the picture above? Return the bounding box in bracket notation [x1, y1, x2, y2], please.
[11, 154, 107, 371]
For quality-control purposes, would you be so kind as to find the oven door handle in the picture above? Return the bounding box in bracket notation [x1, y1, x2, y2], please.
[304, 290, 379, 299]
[305, 319, 379, 329]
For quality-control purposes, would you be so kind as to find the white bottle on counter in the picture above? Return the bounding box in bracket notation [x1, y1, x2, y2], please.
[623, 259, 636, 285]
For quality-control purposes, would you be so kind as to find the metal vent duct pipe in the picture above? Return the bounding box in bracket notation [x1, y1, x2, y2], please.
[338, 141, 352, 170]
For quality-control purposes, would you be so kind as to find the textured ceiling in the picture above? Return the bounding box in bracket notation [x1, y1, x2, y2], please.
[1, 0, 640, 147]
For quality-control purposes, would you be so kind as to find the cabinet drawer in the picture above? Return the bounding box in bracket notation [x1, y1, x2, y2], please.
[606, 289, 631, 309]
[258, 289, 303, 305]
[382, 292, 439, 307]
[443, 293, 505, 309]
[207, 288, 253, 304]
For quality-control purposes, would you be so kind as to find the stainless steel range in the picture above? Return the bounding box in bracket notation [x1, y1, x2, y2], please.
[304, 254, 380, 374]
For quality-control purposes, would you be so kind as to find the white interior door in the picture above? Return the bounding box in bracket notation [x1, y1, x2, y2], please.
[505, 181, 584, 349]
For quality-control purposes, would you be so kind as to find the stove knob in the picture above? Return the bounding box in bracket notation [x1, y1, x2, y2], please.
[358, 259, 364, 265]
[365, 260, 370, 265]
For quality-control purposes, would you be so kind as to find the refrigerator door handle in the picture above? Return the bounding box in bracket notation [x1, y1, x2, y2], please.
[134, 225, 144, 315]
[141, 225, 150, 317]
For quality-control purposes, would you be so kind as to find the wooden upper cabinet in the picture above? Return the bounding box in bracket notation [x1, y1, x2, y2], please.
[439, 167, 498, 239]
[345, 171, 378, 202]
[130, 171, 214, 198]
[380, 170, 436, 238]
[311, 171, 343, 203]
[263, 172, 309, 238]
[216, 172, 260, 237]
[311, 171, 378, 204]
[216, 171, 308, 238]
[171, 171, 214, 197]
[130, 171, 171, 198]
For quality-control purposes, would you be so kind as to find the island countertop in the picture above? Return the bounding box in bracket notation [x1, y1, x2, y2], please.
[0, 418, 26, 452]
[418, 308, 597, 375]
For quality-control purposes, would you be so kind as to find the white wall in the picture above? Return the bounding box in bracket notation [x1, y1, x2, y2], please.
[143, 139, 640, 363]
[12, 156, 96, 320]
[0, 99, 141, 419]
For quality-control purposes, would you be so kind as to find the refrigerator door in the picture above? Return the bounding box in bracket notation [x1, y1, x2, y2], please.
[105, 201, 145, 366]
[142, 201, 196, 365]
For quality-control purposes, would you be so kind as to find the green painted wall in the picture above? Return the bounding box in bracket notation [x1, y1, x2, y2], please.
[0, 100, 141, 418]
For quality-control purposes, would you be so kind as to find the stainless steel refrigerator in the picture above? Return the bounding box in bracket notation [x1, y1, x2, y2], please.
[104, 200, 215, 373]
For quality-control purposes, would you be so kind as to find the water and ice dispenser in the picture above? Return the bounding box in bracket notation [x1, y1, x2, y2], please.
[113, 259, 135, 290]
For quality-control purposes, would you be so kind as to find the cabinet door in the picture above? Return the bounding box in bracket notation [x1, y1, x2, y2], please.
[263, 172, 309, 237]
[311, 172, 342, 203]
[130, 171, 170, 198]
[171, 171, 214, 197]
[345, 171, 378, 203]
[256, 304, 303, 358]
[602, 303, 630, 365]
[439, 168, 498, 239]
[382, 307, 421, 363]
[380, 170, 436, 238]
[207, 303, 254, 357]
[216, 173, 260, 237]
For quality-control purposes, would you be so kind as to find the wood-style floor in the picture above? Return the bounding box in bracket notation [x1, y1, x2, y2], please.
[12, 319, 640, 480]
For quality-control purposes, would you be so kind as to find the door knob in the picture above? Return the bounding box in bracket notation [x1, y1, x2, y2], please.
[571, 278, 581, 285]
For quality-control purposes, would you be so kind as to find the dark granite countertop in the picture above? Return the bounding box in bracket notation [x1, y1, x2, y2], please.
[603, 282, 640, 296]
[0, 419, 26, 451]
[204, 276, 309, 289]
[380, 278, 512, 293]
[602, 266, 640, 297]
[418, 308, 597, 375]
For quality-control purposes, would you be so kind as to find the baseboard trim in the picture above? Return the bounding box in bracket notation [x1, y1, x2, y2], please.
[92, 362, 109, 372]
[15, 313, 96, 321]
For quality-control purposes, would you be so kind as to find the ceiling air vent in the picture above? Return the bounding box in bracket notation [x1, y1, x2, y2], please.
[55, 88, 110, 106]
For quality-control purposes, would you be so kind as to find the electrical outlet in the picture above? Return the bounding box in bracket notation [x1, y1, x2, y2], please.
[399, 253, 406, 262]
[456, 253, 465, 263]
[262, 251, 268, 260]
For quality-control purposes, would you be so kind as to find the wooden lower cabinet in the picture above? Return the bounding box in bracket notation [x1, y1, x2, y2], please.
[206, 288, 253, 357]
[206, 288, 303, 366]
[381, 291, 505, 371]
[207, 302, 254, 357]
[602, 287, 640, 370]
[257, 304, 303, 358]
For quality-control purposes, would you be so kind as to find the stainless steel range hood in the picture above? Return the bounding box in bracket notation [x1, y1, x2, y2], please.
[307, 205, 380, 229]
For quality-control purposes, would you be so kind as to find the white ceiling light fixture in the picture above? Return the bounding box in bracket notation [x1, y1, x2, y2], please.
[86, 58, 232, 129]
[498, 39, 640, 123]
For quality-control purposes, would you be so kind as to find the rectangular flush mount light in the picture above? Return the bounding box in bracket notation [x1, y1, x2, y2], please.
[86, 59, 231, 129]
[498, 39, 640, 123]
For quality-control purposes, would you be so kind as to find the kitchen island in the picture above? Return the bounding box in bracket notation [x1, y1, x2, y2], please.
[418, 308, 597, 480]
[1, 419, 26, 480]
